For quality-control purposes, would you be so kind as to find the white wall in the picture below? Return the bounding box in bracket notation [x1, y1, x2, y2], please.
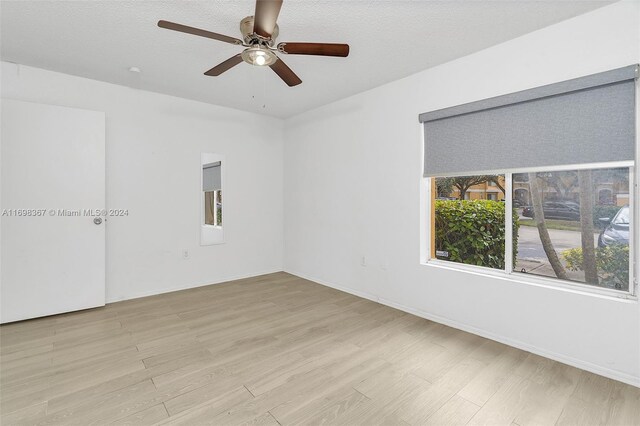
[283, 0, 640, 386]
[1, 62, 284, 302]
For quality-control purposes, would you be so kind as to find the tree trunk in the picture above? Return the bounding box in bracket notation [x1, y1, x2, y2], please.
[551, 182, 565, 199]
[455, 184, 469, 200]
[578, 170, 598, 284]
[528, 173, 569, 280]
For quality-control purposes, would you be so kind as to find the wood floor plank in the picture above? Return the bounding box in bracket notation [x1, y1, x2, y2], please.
[45, 358, 147, 404]
[397, 357, 488, 425]
[511, 362, 581, 426]
[0, 375, 50, 415]
[1, 272, 638, 426]
[245, 343, 361, 397]
[158, 386, 255, 426]
[283, 387, 370, 425]
[163, 376, 245, 416]
[111, 403, 169, 425]
[240, 412, 281, 426]
[607, 381, 640, 426]
[40, 379, 158, 424]
[0, 400, 47, 425]
[466, 374, 531, 426]
[457, 346, 529, 406]
[556, 373, 640, 426]
[270, 356, 390, 424]
[0, 343, 53, 365]
[46, 350, 214, 414]
[331, 373, 432, 425]
[141, 342, 212, 369]
[425, 394, 480, 425]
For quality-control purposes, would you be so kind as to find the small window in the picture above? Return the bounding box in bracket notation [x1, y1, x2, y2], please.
[203, 161, 222, 227]
[201, 153, 224, 246]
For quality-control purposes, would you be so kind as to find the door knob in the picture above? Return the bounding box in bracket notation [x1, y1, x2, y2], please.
[93, 217, 103, 225]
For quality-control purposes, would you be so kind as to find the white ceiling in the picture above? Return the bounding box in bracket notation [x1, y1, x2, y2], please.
[1, 0, 613, 118]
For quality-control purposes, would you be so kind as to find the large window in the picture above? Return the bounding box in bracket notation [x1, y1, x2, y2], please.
[421, 65, 637, 296]
[429, 165, 634, 294]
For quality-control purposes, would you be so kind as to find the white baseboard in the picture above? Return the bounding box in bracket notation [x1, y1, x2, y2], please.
[285, 268, 640, 389]
[106, 268, 284, 304]
[287, 270, 380, 303]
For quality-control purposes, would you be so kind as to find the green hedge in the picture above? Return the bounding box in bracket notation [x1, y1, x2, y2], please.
[562, 245, 629, 290]
[434, 200, 519, 269]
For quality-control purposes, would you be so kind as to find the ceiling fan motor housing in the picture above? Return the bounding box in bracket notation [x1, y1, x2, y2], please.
[240, 16, 279, 46]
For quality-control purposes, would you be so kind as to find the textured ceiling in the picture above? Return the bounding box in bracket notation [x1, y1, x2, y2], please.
[1, 0, 613, 118]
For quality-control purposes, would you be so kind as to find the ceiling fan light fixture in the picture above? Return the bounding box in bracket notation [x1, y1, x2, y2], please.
[241, 46, 277, 67]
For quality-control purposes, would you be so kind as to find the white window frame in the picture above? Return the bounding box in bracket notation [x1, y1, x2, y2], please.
[421, 161, 637, 299]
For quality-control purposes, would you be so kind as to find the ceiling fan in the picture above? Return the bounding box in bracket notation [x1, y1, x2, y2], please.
[158, 0, 349, 87]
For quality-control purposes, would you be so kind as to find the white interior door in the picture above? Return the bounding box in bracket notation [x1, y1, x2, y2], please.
[1, 99, 106, 323]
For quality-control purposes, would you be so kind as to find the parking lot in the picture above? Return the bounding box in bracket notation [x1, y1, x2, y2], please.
[517, 223, 599, 261]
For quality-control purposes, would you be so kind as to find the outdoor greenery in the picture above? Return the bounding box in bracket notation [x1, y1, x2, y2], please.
[435, 200, 519, 269]
[434, 168, 629, 290]
[562, 244, 629, 290]
[437, 175, 504, 199]
[435, 177, 455, 198]
[216, 190, 223, 226]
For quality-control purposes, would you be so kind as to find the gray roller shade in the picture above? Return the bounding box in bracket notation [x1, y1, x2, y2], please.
[420, 65, 638, 177]
[203, 162, 221, 191]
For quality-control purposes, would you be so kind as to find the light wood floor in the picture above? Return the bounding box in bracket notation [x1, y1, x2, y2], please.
[1, 272, 638, 426]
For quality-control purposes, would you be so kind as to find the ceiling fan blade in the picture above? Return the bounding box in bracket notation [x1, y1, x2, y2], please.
[204, 54, 244, 76]
[278, 42, 349, 57]
[270, 58, 302, 87]
[158, 20, 243, 45]
[253, 0, 283, 38]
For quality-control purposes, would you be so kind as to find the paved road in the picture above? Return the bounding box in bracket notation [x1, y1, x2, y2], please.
[517, 225, 599, 260]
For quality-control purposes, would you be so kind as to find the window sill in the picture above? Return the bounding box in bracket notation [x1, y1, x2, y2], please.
[420, 259, 637, 302]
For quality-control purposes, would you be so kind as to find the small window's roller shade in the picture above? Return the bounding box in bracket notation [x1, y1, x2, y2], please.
[203, 162, 221, 191]
[419, 65, 638, 177]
